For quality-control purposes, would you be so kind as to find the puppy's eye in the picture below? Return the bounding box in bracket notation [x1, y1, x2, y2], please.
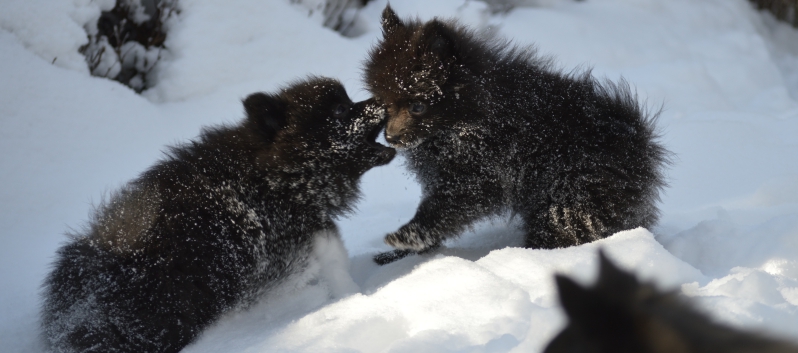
[409, 102, 426, 115]
[333, 104, 349, 117]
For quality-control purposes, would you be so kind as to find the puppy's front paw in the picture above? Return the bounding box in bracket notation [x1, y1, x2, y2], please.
[373, 249, 415, 265]
[384, 226, 434, 251]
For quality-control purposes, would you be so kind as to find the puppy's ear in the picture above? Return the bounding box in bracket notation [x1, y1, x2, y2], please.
[595, 249, 639, 296]
[243, 92, 288, 138]
[421, 20, 457, 62]
[381, 4, 404, 35]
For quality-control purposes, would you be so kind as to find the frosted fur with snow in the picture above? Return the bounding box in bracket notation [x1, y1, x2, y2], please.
[1, 0, 798, 352]
[364, 6, 669, 255]
[40, 78, 393, 352]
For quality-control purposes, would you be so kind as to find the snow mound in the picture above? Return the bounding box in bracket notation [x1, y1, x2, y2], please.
[183, 229, 713, 352]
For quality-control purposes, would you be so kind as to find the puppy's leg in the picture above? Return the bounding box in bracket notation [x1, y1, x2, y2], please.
[522, 205, 606, 249]
[373, 244, 441, 265]
[383, 180, 502, 253]
[522, 168, 639, 248]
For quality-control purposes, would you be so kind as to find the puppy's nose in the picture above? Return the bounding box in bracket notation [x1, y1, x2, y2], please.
[385, 134, 400, 145]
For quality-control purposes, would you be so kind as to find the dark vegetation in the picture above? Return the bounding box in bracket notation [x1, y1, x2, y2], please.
[292, 0, 373, 37]
[751, 0, 798, 28]
[80, 0, 374, 92]
[81, 0, 178, 92]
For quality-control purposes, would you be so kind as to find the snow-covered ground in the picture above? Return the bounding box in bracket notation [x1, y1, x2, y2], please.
[2, 0, 798, 351]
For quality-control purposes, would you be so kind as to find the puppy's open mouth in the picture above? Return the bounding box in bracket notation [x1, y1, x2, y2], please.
[388, 137, 424, 150]
[366, 122, 396, 165]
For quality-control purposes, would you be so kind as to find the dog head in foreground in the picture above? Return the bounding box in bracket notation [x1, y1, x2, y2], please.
[546, 250, 798, 353]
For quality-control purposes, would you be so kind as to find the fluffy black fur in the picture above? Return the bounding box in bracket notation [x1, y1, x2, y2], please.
[40, 77, 395, 353]
[364, 6, 670, 263]
[545, 251, 798, 353]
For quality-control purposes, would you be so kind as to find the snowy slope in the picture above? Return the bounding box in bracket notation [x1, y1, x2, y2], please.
[1, 0, 797, 352]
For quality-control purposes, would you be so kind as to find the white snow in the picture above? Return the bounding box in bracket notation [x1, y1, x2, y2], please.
[1, 0, 798, 352]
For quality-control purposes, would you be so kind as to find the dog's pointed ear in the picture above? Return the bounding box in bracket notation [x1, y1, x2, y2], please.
[381, 4, 403, 35]
[595, 249, 639, 295]
[421, 19, 457, 62]
[243, 92, 288, 138]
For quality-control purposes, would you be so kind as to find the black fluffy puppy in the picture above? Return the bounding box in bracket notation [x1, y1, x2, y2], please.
[545, 251, 798, 353]
[41, 77, 395, 353]
[365, 6, 670, 264]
